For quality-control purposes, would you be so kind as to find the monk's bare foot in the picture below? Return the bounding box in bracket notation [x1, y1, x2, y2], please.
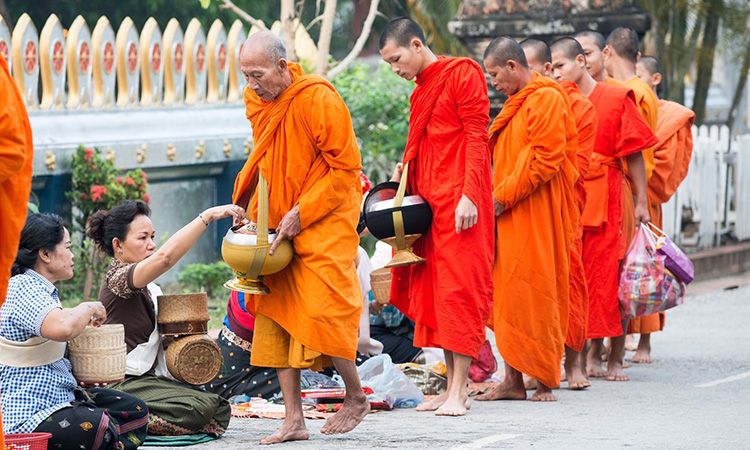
[475, 380, 527, 401]
[530, 383, 557, 402]
[320, 393, 369, 435]
[586, 350, 607, 378]
[566, 366, 590, 390]
[625, 334, 637, 352]
[606, 360, 630, 382]
[435, 395, 470, 416]
[416, 392, 447, 411]
[260, 420, 309, 445]
[523, 375, 538, 390]
[631, 335, 652, 364]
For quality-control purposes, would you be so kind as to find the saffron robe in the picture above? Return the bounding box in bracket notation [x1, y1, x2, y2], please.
[389, 57, 494, 359]
[232, 63, 362, 367]
[489, 73, 579, 388]
[629, 100, 695, 334]
[0, 53, 33, 448]
[561, 80, 597, 352]
[583, 82, 657, 339]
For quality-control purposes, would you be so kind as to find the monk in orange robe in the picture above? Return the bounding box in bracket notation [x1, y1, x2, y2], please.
[379, 18, 494, 416]
[603, 27, 662, 363]
[476, 37, 578, 402]
[627, 55, 696, 363]
[522, 38, 597, 390]
[232, 32, 367, 444]
[551, 37, 655, 381]
[0, 53, 34, 444]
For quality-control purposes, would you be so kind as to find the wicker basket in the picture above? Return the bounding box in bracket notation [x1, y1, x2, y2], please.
[157, 293, 209, 336]
[68, 324, 126, 384]
[370, 267, 392, 304]
[165, 335, 222, 385]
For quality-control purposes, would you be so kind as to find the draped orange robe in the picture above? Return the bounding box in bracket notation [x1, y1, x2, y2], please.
[489, 73, 578, 388]
[561, 80, 597, 352]
[583, 82, 657, 339]
[0, 53, 34, 447]
[232, 63, 362, 366]
[629, 100, 695, 334]
[389, 57, 493, 359]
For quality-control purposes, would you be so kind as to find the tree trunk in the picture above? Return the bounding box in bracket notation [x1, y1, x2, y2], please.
[280, 0, 297, 61]
[82, 247, 98, 301]
[726, 43, 750, 132]
[315, 0, 336, 75]
[692, 0, 723, 124]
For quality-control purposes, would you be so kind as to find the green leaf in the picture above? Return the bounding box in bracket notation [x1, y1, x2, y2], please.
[199, 0, 211, 10]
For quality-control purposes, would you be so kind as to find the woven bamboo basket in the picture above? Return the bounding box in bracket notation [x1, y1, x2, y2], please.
[68, 324, 126, 384]
[370, 267, 392, 304]
[166, 335, 222, 385]
[157, 293, 210, 336]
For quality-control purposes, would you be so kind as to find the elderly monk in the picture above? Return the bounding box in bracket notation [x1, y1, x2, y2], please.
[551, 37, 655, 381]
[379, 18, 494, 416]
[574, 31, 607, 82]
[521, 38, 596, 390]
[476, 37, 578, 402]
[232, 32, 368, 444]
[628, 55, 695, 364]
[0, 53, 34, 445]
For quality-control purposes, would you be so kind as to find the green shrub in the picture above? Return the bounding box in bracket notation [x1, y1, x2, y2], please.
[332, 63, 414, 183]
[177, 262, 234, 301]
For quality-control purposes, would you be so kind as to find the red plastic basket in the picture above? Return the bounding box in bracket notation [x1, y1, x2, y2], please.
[4, 433, 52, 450]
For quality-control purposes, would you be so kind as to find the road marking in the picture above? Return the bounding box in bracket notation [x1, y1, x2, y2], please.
[450, 433, 518, 449]
[695, 370, 750, 388]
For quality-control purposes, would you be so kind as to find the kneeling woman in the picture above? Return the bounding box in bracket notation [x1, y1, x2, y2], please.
[0, 213, 148, 449]
[87, 200, 243, 436]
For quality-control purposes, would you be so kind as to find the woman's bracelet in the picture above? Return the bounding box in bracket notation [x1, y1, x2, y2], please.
[198, 213, 210, 227]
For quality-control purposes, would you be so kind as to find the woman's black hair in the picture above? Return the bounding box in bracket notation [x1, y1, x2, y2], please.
[86, 200, 151, 257]
[12, 213, 66, 276]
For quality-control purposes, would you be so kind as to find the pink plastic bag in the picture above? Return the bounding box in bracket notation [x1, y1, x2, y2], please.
[618, 224, 686, 320]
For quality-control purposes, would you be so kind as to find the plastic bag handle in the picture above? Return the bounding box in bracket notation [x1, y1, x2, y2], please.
[639, 223, 658, 251]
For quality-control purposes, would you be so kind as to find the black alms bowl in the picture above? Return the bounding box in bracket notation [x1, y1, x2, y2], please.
[363, 182, 432, 241]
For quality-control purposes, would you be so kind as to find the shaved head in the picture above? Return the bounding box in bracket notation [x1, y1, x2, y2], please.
[484, 36, 528, 68]
[638, 55, 661, 75]
[606, 27, 639, 64]
[574, 30, 605, 50]
[520, 38, 552, 76]
[241, 30, 287, 63]
[238, 31, 292, 101]
[550, 37, 585, 61]
[483, 37, 531, 96]
[379, 17, 426, 50]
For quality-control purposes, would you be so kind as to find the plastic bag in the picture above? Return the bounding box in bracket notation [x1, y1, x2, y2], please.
[618, 224, 686, 320]
[357, 354, 424, 408]
[397, 362, 447, 395]
[647, 223, 695, 284]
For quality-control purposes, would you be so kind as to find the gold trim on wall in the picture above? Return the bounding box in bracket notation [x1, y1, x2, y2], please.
[162, 18, 185, 105]
[226, 19, 246, 103]
[39, 14, 66, 109]
[184, 18, 207, 105]
[206, 19, 228, 103]
[92, 16, 117, 108]
[140, 17, 163, 106]
[65, 15, 93, 109]
[11, 13, 39, 108]
[116, 17, 139, 107]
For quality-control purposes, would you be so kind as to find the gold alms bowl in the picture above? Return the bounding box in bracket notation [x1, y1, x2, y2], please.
[221, 228, 293, 295]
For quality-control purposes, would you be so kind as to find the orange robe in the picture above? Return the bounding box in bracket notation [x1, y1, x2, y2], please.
[489, 73, 579, 388]
[583, 82, 657, 339]
[232, 63, 362, 368]
[390, 57, 493, 359]
[629, 100, 695, 334]
[0, 53, 34, 447]
[561, 80, 597, 352]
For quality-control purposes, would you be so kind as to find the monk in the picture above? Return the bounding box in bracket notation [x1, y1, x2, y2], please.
[0, 53, 34, 445]
[521, 38, 597, 390]
[574, 31, 607, 82]
[379, 18, 494, 416]
[232, 32, 367, 444]
[603, 26, 660, 364]
[551, 37, 655, 381]
[629, 55, 695, 363]
[476, 37, 578, 402]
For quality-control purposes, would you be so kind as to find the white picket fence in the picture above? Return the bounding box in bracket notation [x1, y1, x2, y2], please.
[661, 125, 750, 249]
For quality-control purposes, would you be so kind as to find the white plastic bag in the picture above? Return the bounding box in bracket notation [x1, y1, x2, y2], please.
[357, 354, 424, 408]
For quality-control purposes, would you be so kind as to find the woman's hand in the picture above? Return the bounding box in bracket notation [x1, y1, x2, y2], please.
[204, 204, 245, 223]
[390, 162, 404, 182]
[86, 302, 107, 327]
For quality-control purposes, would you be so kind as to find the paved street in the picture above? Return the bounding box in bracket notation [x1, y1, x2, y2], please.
[146, 278, 750, 449]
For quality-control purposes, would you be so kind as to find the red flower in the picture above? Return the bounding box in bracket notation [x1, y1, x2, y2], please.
[143, 193, 151, 204]
[125, 177, 135, 186]
[117, 177, 123, 183]
[83, 147, 95, 161]
[90, 185, 108, 202]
